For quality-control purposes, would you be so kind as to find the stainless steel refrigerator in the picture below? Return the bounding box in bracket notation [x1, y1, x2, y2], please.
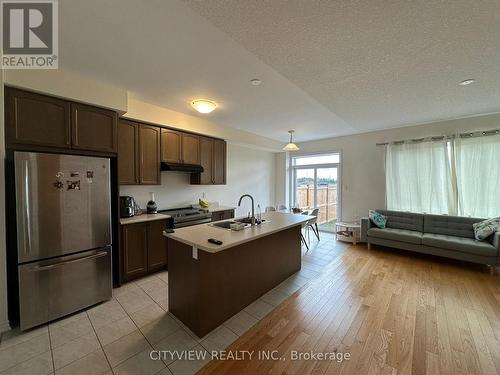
[14, 151, 112, 330]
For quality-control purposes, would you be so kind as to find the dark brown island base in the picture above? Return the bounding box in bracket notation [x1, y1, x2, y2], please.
[165, 212, 312, 337]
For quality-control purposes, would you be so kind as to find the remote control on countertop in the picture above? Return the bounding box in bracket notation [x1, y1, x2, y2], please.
[208, 238, 223, 245]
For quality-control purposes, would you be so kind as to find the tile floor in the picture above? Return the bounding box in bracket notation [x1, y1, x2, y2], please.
[0, 231, 347, 375]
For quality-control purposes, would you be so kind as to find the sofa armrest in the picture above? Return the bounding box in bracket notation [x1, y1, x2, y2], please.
[491, 231, 500, 251]
[360, 217, 371, 242]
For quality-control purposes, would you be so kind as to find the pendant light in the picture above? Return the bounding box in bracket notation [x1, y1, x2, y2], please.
[283, 130, 300, 151]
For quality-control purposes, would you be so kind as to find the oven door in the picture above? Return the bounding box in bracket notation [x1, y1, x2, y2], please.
[174, 217, 212, 228]
[18, 247, 112, 330]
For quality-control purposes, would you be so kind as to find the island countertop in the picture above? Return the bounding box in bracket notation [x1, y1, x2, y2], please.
[164, 211, 313, 253]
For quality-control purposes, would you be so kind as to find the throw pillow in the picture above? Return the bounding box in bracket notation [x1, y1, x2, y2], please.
[369, 210, 387, 229]
[473, 217, 500, 241]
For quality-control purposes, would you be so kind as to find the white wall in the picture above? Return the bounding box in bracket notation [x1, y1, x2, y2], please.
[0, 69, 8, 332]
[120, 143, 276, 217]
[277, 113, 500, 222]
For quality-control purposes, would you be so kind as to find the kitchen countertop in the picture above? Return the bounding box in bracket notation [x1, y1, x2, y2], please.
[164, 211, 313, 253]
[194, 205, 236, 213]
[207, 205, 236, 212]
[120, 213, 171, 225]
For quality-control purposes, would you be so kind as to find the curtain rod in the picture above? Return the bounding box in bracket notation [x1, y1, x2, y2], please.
[376, 128, 500, 146]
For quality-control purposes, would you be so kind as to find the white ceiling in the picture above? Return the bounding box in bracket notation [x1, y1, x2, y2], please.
[59, 0, 500, 143]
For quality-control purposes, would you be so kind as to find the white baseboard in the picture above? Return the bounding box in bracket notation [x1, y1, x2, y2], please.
[0, 320, 11, 334]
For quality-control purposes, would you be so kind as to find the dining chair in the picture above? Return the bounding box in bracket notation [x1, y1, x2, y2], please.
[306, 208, 320, 241]
[300, 211, 310, 250]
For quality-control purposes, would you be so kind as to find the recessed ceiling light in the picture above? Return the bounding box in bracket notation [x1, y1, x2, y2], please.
[459, 79, 475, 86]
[190, 99, 217, 114]
[250, 78, 262, 86]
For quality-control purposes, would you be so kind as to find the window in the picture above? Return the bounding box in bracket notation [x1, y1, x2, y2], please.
[385, 134, 500, 218]
[455, 135, 500, 218]
[291, 153, 340, 232]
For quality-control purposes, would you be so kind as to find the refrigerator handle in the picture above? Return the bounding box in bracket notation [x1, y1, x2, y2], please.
[23, 159, 32, 255]
[33, 250, 109, 271]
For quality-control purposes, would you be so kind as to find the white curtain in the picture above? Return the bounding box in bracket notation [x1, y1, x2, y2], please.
[455, 134, 500, 218]
[385, 140, 457, 215]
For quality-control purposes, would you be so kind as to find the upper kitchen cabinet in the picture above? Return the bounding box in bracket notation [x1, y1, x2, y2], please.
[118, 120, 139, 185]
[71, 103, 118, 153]
[191, 138, 226, 185]
[139, 124, 161, 185]
[196, 137, 214, 184]
[4, 87, 118, 154]
[213, 139, 227, 184]
[181, 133, 200, 165]
[5, 87, 71, 148]
[161, 129, 182, 163]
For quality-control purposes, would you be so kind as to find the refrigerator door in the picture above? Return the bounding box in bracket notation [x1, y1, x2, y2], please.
[15, 152, 111, 263]
[18, 247, 112, 330]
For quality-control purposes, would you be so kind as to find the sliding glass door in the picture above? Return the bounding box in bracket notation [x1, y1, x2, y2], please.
[292, 153, 340, 232]
[316, 167, 338, 232]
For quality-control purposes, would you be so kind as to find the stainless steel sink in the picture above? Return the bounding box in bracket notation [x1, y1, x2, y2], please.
[234, 218, 267, 224]
[210, 221, 238, 229]
[209, 218, 268, 230]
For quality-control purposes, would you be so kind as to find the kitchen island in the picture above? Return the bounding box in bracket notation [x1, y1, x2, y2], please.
[164, 211, 312, 337]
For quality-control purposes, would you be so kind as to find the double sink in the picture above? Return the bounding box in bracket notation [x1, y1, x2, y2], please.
[210, 217, 268, 230]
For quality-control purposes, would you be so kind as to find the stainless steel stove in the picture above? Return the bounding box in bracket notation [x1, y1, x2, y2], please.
[158, 205, 212, 228]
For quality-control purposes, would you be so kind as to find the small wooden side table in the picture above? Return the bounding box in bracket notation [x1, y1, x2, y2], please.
[335, 222, 361, 245]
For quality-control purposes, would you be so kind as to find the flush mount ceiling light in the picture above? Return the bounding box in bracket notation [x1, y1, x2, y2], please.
[250, 78, 262, 86]
[283, 130, 300, 151]
[190, 99, 217, 114]
[459, 79, 475, 86]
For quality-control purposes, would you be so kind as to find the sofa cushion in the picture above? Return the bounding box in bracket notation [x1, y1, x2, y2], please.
[368, 227, 423, 245]
[472, 217, 500, 240]
[423, 214, 484, 239]
[376, 210, 424, 232]
[422, 233, 497, 257]
[369, 210, 387, 228]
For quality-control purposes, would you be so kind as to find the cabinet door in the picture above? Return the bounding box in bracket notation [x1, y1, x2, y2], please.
[182, 133, 200, 165]
[161, 129, 182, 163]
[118, 120, 139, 185]
[198, 137, 214, 184]
[211, 211, 224, 222]
[122, 223, 148, 281]
[213, 140, 227, 184]
[71, 103, 118, 152]
[139, 125, 161, 185]
[147, 220, 168, 271]
[5, 87, 71, 148]
[222, 209, 235, 220]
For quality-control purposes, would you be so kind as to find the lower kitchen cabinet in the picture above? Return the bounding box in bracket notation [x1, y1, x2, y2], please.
[121, 219, 168, 282]
[147, 220, 169, 272]
[211, 209, 235, 222]
[121, 223, 148, 281]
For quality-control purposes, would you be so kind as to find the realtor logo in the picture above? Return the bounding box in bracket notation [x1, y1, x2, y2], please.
[1, 0, 58, 69]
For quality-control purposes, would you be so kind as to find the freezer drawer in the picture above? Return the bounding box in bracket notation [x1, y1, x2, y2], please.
[19, 247, 112, 330]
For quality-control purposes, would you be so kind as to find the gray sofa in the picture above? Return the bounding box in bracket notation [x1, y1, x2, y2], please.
[360, 210, 500, 266]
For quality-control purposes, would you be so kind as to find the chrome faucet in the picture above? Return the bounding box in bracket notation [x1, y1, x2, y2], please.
[238, 194, 256, 225]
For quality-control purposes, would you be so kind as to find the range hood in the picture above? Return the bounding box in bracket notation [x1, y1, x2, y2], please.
[160, 162, 204, 173]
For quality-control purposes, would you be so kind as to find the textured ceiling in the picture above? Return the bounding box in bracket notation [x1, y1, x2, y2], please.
[57, 0, 500, 144]
[183, 0, 500, 132]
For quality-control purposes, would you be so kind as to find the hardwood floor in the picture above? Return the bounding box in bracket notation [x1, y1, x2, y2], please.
[199, 243, 500, 375]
